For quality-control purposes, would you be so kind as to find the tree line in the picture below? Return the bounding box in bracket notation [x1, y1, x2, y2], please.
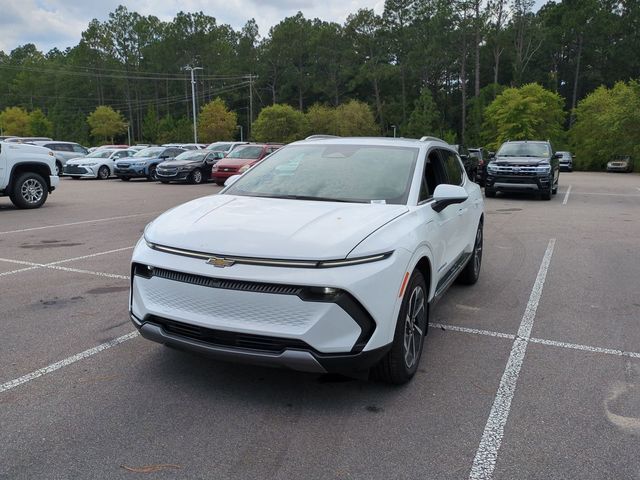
[0, 1, 638, 169]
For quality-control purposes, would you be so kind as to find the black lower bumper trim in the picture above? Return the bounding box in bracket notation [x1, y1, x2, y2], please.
[132, 314, 390, 374]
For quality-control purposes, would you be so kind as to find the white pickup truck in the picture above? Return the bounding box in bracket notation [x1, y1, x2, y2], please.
[0, 141, 60, 208]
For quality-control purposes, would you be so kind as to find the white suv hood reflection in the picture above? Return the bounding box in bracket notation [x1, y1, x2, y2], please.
[145, 195, 408, 260]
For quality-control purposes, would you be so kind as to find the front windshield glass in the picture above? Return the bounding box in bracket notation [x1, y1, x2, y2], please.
[207, 142, 232, 151]
[227, 146, 263, 159]
[134, 147, 164, 158]
[174, 151, 208, 161]
[497, 143, 550, 157]
[86, 150, 113, 158]
[224, 144, 418, 205]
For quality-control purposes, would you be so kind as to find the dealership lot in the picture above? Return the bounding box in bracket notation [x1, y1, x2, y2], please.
[1, 173, 639, 479]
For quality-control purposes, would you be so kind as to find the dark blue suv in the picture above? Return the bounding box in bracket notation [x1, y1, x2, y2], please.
[114, 146, 185, 181]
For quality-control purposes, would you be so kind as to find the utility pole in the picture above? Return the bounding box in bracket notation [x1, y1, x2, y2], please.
[183, 66, 203, 143]
[248, 74, 255, 140]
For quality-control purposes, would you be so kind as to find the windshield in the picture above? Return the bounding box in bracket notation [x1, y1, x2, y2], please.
[207, 142, 232, 151]
[497, 143, 550, 157]
[227, 146, 263, 159]
[174, 151, 208, 161]
[134, 147, 164, 158]
[86, 150, 113, 158]
[224, 144, 418, 204]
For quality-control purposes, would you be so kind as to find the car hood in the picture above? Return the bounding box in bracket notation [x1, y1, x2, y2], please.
[494, 156, 549, 165]
[145, 195, 408, 260]
[215, 158, 258, 167]
[159, 160, 198, 167]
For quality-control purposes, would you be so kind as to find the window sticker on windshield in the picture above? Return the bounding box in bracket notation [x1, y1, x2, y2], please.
[371, 199, 386, 204]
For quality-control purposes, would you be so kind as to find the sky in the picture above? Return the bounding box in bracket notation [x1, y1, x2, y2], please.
[0, 0, 387, 53]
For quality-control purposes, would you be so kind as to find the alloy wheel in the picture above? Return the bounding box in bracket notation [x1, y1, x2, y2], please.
[473, 225, 483, 276]
[21, 179, 44, 204]
[403, 285, 426, 369]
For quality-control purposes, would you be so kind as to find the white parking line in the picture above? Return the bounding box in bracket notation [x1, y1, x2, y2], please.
[0, 246, 133, 280]
[0, 212, 159, 235]
[569, 192, 640, 197]
[0, 331, 139, 393]
[469, 238, 555, 480]
[429, 323, 516, 340]
[562, 185, 572, 205]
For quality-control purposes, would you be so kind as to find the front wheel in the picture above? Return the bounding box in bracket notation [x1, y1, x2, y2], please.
[458, 221, 483, 285]
[147, 166, 158, 181]
[188, 168, 203, 185]
[10, 172, 48, 209]
[372, 271, 428, 384]
[97, 165, 110, 180]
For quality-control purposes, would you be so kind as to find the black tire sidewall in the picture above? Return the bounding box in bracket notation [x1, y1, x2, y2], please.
[11, 172, 48, 209]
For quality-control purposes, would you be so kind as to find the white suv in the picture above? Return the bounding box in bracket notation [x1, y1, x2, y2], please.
[130, 136, 484, 383]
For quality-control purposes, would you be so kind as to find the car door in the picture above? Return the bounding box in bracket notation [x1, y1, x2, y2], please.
[416, 149, 462, 288]
[439, 148, 475, 258]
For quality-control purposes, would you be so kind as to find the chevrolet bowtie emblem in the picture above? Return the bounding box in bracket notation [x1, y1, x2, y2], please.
[207, 256, 235, 268]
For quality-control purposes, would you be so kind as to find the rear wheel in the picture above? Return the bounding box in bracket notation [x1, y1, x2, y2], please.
[10, 172, 48, 209]
[97, 165, 110, 180]
[373, 271, 428, 384]
[458, 221, 483, 285]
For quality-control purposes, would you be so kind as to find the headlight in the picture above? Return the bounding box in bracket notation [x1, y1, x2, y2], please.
[81, 162, 97, 166]
[536, 164, 551, 174]
[178, 164, 196, 171]
[487, 163, 498, 173]
[239, 164, 252, 173]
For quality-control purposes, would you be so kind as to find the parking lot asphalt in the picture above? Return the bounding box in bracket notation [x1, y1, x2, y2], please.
[1, 172, 639, 479]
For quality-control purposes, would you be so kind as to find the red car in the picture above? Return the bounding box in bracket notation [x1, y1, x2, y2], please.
[211, 144, 283, 185]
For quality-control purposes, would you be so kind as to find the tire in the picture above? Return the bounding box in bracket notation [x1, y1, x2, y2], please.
[372, 271, 428, 384]
[485, 188, 496, 198]
[119, 176, 130, 181]
[97, 165, 110, 180]
[215, 180, 225, 186]
[147, 166, 158, 181]
[55, 161, 62, 176]
[10, 172, 48, 209]
[458, 221, 483, 285]
[541, 188, 552, 200]
[188, 168, 203, 185]
[160, 180, 170, 184]
[71, 176, 81, 180]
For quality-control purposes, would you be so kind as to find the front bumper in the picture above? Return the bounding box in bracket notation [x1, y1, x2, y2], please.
[49, 174, 59, 192]
[606, 164, 630, 172]
[211, 169, 238, 181]
[115, 165, 147, 178]
[157, 168, 190, 181]
[63, 165, 98, 178]
[130, 239, 410, 372]
[485, 173, 551, 192]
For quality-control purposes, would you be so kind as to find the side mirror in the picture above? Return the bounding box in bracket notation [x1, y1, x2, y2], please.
[431, 184, 469, 213]
[553, 152, 562, 159]
[224, 175, 241, 188]
[489, 152, 496, 159]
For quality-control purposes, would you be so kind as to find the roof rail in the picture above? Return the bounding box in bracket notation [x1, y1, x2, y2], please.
[419, 136, 447, 143]
[305, 135, 341, 140]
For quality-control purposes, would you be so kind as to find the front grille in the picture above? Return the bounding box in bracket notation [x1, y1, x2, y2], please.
[64, 166, 86, 174]
[220, 167, 237, 172]
[137, 265, 303, 296]
[118, 163, 130, 168]
[493, 166, 538, 176]
[148, 315, 312, 353]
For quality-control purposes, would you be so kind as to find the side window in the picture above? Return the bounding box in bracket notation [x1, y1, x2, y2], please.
[442, 150, 464, 186]
[57, 144, 73, 152]
[419, 150, 448, 203]
[72, 144, 86, 154]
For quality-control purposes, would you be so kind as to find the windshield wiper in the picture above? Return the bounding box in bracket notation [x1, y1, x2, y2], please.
[267, 194, 366, 203]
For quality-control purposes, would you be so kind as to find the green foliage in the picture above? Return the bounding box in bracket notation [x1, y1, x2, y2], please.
[482, 83, 565, 150]
[570, 81, 640, 170]
[86, 106, 127, 142]
[141, 106, 159, 143]
[252, 104, 309, 143]
[156, 115, 193, 144]
[0, 106, 31, 136]
[466, 84, 505, 147]
[198, 98, 238, 142]
[306, 104, 339, 136]
[335, 100, 378, 136]
[28, 109, 53, 137]
[404, 90, 439, 139]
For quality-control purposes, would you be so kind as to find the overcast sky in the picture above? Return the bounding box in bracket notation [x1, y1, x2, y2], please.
[1, 0, 548, 54]
[0, 0, 387, 53]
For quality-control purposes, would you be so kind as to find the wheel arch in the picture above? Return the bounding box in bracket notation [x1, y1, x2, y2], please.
[9, 162, 53, 191]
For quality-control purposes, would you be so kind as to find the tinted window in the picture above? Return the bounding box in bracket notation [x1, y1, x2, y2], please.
[72, 144, 87, 154]
[228, 146, 264, 159]
[498, 142, 550, 157]
[442, 150, 464, 185]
